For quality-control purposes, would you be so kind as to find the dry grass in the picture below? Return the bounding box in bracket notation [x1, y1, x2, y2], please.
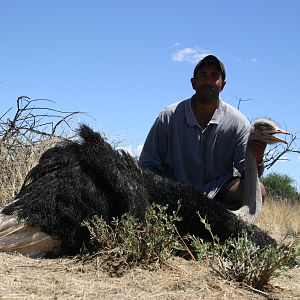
[1, 253, 299, 300]
[258, 197, 300, 241]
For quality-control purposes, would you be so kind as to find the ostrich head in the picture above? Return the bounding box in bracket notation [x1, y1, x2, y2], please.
[249, 118, 289, 145]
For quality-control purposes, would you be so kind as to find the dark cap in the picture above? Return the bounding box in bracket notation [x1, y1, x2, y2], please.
[193, 55, 226, 80]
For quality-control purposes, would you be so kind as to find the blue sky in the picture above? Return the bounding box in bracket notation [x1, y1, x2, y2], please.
[1, 1, 300, 189]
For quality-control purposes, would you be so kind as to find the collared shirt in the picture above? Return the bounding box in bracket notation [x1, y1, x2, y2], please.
[139, 98, 251, 199]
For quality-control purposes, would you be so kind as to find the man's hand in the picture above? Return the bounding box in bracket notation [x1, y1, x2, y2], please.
[248, 140, 267, 165]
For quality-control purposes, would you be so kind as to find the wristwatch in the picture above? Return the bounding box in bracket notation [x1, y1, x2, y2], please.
[257, 160, 264, 167]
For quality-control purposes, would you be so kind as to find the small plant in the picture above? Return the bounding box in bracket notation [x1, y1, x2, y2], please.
[189, 215, 300, 289]
[187, 235, 212, 262]
[214, 233, 299, 289]
[83, 203, 183, 270]
[186, 213, 222, 262]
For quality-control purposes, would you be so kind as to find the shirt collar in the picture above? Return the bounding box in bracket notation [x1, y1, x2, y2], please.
[185, 98, 198, 126]
[185, 97, 224, 127]
[210, 99, 224, 124]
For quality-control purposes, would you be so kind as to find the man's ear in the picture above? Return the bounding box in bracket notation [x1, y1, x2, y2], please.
[190, 77, 196, 90]
[220, 80, 226, 91]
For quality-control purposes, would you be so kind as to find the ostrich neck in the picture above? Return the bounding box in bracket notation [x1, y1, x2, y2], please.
[243, 146, 262, 219]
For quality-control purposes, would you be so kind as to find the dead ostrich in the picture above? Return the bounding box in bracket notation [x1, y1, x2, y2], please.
[0, 119, 288, 258]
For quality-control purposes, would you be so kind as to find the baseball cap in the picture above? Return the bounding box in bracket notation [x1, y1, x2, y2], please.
[193, 55, 226, 80]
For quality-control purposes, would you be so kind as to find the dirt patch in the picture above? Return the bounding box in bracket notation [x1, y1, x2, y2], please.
[0, 253, 299, 299]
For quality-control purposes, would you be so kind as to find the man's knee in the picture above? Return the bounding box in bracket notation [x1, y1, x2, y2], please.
[223, 179, 244, 208]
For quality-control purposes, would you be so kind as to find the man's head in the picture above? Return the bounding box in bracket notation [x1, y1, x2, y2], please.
[191, 55, 226, 102]
[193, 55, 226, 80]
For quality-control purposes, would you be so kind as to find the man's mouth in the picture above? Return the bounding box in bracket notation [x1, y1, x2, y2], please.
[201, 85, 214, 91]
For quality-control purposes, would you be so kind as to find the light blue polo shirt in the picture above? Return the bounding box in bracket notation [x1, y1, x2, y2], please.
[139, 97, 250, 199]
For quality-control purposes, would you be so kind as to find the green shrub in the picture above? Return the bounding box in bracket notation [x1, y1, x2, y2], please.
[188, 215, 299, 289]
[210, 232, 299, 289]
[83, 203, 183, 269]
[262, 172, 299, 202]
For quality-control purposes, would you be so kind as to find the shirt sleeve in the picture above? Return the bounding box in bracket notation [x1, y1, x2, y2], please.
[138, 112, 169, 175]
[233, 118, 251, 175]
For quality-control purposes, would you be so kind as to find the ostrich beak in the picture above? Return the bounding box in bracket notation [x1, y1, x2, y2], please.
[263, 127, 289, 144]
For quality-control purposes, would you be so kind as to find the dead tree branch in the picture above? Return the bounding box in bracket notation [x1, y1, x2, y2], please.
[0, 96, 85, 145]
[230, 94, 254, 110]
[264, 134, 300, 169]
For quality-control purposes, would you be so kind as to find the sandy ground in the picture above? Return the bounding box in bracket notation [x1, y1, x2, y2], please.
[0, 253, 299, 300]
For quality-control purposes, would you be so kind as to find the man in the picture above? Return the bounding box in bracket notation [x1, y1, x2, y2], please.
[139, 55, 266, 209]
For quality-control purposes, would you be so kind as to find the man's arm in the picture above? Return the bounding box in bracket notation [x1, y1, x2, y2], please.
[233, 120, 251, 176]
[139, 113, 169, 175]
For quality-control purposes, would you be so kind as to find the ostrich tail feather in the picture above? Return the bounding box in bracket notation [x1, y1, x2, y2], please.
[0, 213, 60, 258]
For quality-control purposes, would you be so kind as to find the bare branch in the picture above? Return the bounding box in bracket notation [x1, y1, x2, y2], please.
[264, 134, 300, 169]
[0, 96, 86, 149]
[230, 94, 254, 110]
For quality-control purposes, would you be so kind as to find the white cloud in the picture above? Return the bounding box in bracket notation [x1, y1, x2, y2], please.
[251, 57, 257, 63]
[171, 47, 211, 64]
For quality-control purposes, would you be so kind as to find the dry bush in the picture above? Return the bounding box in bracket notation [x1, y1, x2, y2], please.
[0, 138, 59, 206]
[0, 96, 82, 207]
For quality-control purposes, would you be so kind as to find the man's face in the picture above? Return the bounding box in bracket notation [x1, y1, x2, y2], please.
[191, 63, 226, 101]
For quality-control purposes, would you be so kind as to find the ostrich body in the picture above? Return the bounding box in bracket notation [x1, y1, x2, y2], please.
[0, 119, 288, 258]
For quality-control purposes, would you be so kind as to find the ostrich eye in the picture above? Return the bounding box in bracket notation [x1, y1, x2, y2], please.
[254, 122, 272, 131]
[260, 123, 268, 129]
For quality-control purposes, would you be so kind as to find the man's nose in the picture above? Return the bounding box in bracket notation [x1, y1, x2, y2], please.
[204, 75, 214, 83]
